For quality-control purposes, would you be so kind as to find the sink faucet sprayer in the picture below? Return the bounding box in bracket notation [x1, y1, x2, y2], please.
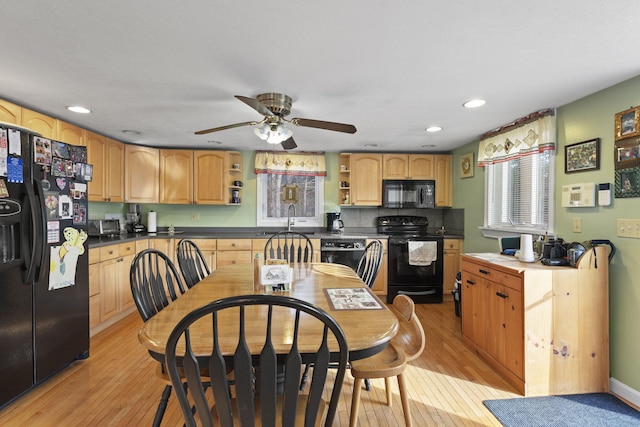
[287, 204, 296, 231]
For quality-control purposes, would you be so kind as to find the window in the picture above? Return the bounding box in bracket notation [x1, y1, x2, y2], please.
[484, 150, 554, 233]
[478, 111, 556, 236]
[256, 174, 324, 227]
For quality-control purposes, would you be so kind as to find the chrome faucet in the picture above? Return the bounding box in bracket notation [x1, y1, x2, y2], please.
[287, 204, 296, 231]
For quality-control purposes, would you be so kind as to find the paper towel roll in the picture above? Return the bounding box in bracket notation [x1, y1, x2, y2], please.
[147, 211, 157, 233]
[519, 234, 535, 262]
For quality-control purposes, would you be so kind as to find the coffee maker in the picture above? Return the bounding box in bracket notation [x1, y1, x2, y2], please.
[125, 203, 145, 233]
[326, 212, 344, 233]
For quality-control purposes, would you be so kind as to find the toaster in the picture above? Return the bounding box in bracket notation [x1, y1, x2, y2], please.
[88, 219, 121, 236]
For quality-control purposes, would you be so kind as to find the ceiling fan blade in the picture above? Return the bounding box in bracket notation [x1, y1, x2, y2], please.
[235, 95, 275, 116]
[290, 118, 357, 134]
[281, 137, 297, 150]
[194, 121, 256, 135]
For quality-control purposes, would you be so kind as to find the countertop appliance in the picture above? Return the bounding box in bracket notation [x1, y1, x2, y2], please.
[377, 215, 443, 303]
[320, 237, 366, 271]
[0, 126, 90, 409]
[382, 180, 435, 209]
[88, 219, 121, 236]
[325, 212, 344, 233]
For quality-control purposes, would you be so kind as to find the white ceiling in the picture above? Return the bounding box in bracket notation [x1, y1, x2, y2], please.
[2, 1, 640, 153]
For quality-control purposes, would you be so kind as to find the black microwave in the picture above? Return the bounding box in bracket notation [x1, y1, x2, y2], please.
[382, 180, 435, 208]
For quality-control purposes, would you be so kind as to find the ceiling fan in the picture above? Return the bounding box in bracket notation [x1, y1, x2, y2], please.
[195, 93, 357, 150]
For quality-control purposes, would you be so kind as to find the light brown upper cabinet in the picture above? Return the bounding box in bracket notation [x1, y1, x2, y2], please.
[350, 153, 383, 206]
[382, 154, 434, 179]
[87, 132, 125, 202]
[0, 99, 22, 124]
[434, 154, 452, 207]
[87, 132, 107, 201]
[125, 145, 159, 203]
[57, 120, 86, 146]
[105, 139, 125, 203]
[159, 149, 194, 204]
[22, 108, 57, 140]
[193, 150, 226, 204]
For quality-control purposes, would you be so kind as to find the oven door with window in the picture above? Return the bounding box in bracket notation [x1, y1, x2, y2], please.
[387, 237, 444, 303]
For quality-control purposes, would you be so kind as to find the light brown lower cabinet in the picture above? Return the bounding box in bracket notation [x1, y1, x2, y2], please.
[89, 242, 138, 336]
[461, 247, 610, 396]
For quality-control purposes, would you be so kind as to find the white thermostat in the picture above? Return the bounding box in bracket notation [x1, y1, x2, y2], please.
[561, 183, 596, 207]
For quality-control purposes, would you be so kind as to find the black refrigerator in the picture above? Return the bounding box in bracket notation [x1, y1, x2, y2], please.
[0, 125, 90, 408]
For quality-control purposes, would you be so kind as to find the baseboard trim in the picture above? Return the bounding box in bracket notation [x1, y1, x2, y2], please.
[610, 377, 640, 409]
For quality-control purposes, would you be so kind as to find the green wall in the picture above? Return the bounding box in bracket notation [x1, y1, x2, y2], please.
[452, 75, 640, 395]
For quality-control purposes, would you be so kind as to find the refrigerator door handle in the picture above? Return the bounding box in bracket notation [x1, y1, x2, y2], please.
[32, 179, 47, 283]
[22, 181, 42, 285]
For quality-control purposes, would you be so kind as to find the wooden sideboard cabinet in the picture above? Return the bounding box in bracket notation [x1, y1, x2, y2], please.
[461, 247, 610, 396]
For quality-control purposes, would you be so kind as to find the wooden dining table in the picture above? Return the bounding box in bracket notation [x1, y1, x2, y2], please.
[138, 262, 399, 362]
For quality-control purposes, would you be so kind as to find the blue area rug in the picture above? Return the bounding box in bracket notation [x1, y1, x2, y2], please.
[484, 393, 640, 426]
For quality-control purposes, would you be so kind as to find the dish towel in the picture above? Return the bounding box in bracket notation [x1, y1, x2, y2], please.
[408, 241, 438, 266]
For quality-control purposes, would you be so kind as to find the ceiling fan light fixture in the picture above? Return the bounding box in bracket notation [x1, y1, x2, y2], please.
[263, 123, 293, 144]
[254, 123, 270, 140]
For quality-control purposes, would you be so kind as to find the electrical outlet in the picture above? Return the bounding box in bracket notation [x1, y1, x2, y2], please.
[572, 218, 582, 233]
[191, 212, 200, 221]
[617, 219, 640, 238]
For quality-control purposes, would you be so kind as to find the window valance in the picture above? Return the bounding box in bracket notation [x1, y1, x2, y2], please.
[254, 151, 326, 176]
[477, 109, 556, 167]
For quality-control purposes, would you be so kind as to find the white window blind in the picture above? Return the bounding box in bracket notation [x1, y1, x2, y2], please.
[485, 150, 552, 232]
[480, 110, 555, 234]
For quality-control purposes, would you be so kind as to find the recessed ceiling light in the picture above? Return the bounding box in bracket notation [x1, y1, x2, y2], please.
[122, 130, 141, 135]
[463, 99, 486, 109]
[207, 140, 222, 145]
[364, 143, 378, 147]
[421, 144, 437, 148]
[67, 106, 91, 114]
[425, 126, 442, 133]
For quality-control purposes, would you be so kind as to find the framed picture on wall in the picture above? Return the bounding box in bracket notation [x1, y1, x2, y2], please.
[564, 138, 600, 173]
[615, 166, 640, 198]
[615, 106, 640, 141]
[460, 152, 474, 178]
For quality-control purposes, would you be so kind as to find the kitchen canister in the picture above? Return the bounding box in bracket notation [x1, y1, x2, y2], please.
[147, 211, 157, 233]
[519, 234, 535, 262]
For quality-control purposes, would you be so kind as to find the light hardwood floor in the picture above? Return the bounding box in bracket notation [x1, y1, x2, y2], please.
[0, 301, 521, 426]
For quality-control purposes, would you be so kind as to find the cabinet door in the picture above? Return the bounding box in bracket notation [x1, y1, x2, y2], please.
[443, 239, 460, 300]
[382, 154, 408, 179]
[160, 149, 194, 204]
[351, 153, 382, 206]
[193, 151, 226, 204]
[149, 238, 175, 264]
[89, 261, 101, 329]
[58, 120, 85, 146]
[118, 254, 135, 312]
[86, 131, 107, 201]
[434, 154, 452, 207]
[0, 99, 22, 124]
[99, 258, 119, 322]
[22, 108, 57, 140]
[106, 139, 125, 202]
[502, 284, 524, 379]
[126, 145, 159, 203]
[461, 271, 486, 347]
[409, 154, 435, 179]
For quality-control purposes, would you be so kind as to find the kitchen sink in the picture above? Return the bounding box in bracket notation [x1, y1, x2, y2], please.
[254, 231, 317, 236]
